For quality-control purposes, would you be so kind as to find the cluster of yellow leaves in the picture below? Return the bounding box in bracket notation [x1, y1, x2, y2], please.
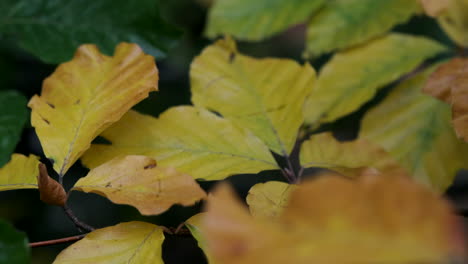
[190, 174, 465, 264]
[423, 58, 468, 142]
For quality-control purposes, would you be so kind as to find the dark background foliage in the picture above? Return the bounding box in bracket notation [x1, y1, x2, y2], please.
[0, 0, 467, 263]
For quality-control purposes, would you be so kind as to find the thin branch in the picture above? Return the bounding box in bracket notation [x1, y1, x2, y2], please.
[63, 205, 95, 232]
[30, 234, 85, 248]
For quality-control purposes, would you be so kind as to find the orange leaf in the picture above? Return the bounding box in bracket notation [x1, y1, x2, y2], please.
[423, 58, 468, 142]
[37, 163, 67, 206]
[201, 174, 465, 263]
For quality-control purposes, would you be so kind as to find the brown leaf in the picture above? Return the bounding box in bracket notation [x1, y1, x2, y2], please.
[419, 0, 450, 17]
[37, 163, 67, 206]
[423, 58, 468, 141]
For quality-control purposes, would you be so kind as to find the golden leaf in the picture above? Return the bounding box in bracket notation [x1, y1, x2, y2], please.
[37, 163, 66, 206]
[81, 107, 278, 181]
[200, 175, 465, 263]
[418, 0, 450, 16]
[246, 181, 294, 220]
[0, 154, 40, 191]
[73, 155, 206, 215]
[28, 43, 158, 176]
[54, 221, 164, 263]
[423, 57, 468, 142]
[437, 0, 468, 46]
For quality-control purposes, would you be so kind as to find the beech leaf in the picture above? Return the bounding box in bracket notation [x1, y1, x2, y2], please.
[246, 181, 294, 220]
[423, 57, 468, 142]
[303, 33, 447, 126]
[28, 43, 158, 177]
[205, 0, 325, 41]
[305, 0, 421, 56]
[361, 67, 468, 191]
[191, 37, 316, 155]
[82, 107, 278, 181]
[436, 0, 468, 46]
[37, 163, 67, 206]
[73, 156, 206, 216]
[54, 221, 164, 264]
[200, 175, 465, 263]
[300, 133, 410, 178]
[0, 154, 40, 191]
[418, 0, 450, 17]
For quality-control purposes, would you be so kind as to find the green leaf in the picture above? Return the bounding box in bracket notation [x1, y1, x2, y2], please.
[205, 0, 325, 41]
[303, 34, 447, 126]
[0, 219, 30, 264]
[0, 90, 28, 167]
[305, 0, 421, 56]
[191, 37, 316, 155]
[0, 0, 181, 63]
[54, 222, 164, 263]
[81, 107, 278, 181]
[360, 67, 468, 192]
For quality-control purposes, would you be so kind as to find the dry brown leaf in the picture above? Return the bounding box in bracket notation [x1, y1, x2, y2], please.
[37, 163, 67, 206]
[200, 174, 465, 264]
[423, 58, 468, 141]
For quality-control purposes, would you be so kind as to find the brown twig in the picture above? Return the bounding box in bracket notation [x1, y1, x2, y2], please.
[63, 205, 95, 232]
[29, 234, 85, 248]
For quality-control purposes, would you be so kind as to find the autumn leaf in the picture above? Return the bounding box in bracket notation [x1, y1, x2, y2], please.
[303, 33, 447, 126]
[82, 107, 278, 181]
[199, 175, 465, 264]
[423, 57, 468, 142]
[418, 0, 450, 16]
[246, 181, 294, 220]
[185, 213, 215, 263]
[191, 37, 316, 155]
[73, 155, 205, 215]
[0, 154, 40, 191]
[361, 67, 468, 191]
[305, 0, 421, 56]
[205, 0, 325, 41]
[54, 221, 164, 264]
[437, 0, 468, 46]
[37, 163, 67, 206]
[28, 43, 158, 177]
[300, 133, 409, 178]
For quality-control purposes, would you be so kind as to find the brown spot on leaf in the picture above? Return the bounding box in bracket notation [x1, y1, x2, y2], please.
[144, 161, 157, 170]
[42, 117, 50, 125]
[105, 182, 112, 188]
[46, 102, 55, 108]
[74, 99, 81, 105]
[229, 52, 236, 63]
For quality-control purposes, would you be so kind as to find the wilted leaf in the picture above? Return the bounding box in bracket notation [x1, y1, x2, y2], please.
[201, 175, 465, 264]
[418, 0, 450, 16]
[437, 0, 468, 46]
[303, 33, 447, 126]
[191, 37, 316, 155]
[54, 221, 164, 264]
[246, 181, 293, 220]
[0, 0, 181, 63]
[82, 107, 278, 181]
[205, 0, 325, 41]
[305, 0, 421, 56]
[37, 163, 67, 206]
[73, 155, 205, 215]
[29, 43, 158, 177]
[361, 68, 468, 191]
[0, 90, 28, 167]
[0, 219, 30, 263]
[0, 154, 40, 191]
[300, 133, 409, 177]
[423, 57, 468, 141]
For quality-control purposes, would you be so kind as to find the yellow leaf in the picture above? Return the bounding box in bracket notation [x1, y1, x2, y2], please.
[54, 221, 164, 264]
[205, 0, 325, 40]
[37, 163, 67, 206]
[191, 37, 316, 155]
[300, 133, 410, 177]
[0, 154, 40, 191]
[361, 67, 468, 191]
[305, 0, 421, 56]
[28, 43, 158, 176]
[418, 0, 450, 17]
[81, 107, 278, 181]
[185, 213, 216, 263]
[437, 0, 468, 46]
[423, 57, 468, 142]
[246, 181, 294, 220]
[73, 155, 206, 216]
[303, 34, 447, 126]
[200, 175, 465, 264]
